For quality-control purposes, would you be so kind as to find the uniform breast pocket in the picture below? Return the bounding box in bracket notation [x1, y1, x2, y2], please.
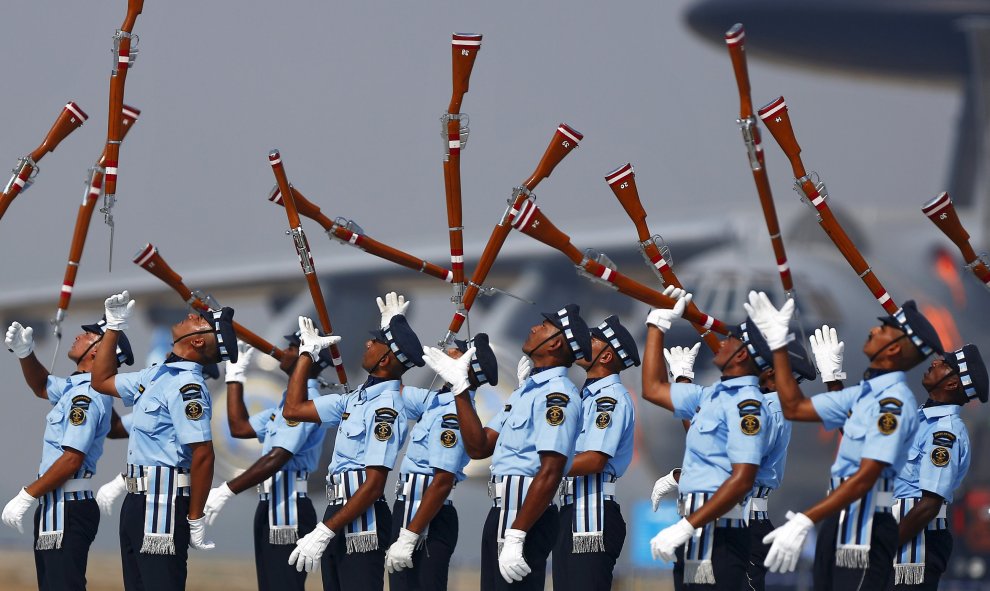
[838, 421, 867, 462]
[501, 412, 533, 453]
[410, 425, 430, 444]
[336, 419, 367, 460]
[46, 406, 66, 426]
[687, 417, 723, 450]
[131, 400, 162, 434]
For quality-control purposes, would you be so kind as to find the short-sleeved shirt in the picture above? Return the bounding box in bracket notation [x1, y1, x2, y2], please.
[487, 366, 582, 477]
[574, 374, 635, 479]
[399, 386, 472, 482]
[755, 391, 792, 490]
[39, 373, 112, 475]
[248, 406, 277, 443]
[894, 404, 970, 503]
[670, 375, 769, 494]
[312, 376, 406, 477]
[249, 379, 329, 473]
[811, 371, 919, 479]
[114, 360, 213, 468]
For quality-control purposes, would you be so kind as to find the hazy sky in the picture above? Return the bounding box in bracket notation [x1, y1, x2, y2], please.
[0, 0, 958, 308]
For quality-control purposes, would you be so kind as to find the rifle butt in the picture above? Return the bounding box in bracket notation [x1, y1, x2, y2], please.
[758, 97, 807, 179]
[231, 322, 284, 361]
[449, 33, 483, 113]
[522, 123, 583, 190]
[33, 101, 88, 160]
[724, 24, 753, 119]
[605, 163, 652, 242]
[132, 243, 193, 300]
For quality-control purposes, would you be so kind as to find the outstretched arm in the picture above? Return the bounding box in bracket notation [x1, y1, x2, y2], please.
[453, 393, 498, 459]
[642, 325, 674, 411]
[282, 355, 321, 423]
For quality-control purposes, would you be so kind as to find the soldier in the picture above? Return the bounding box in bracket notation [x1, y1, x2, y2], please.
[551, 315, 638, 591]
[888, 344, 986, 589]
[641, 288, 770, 590]
[385, 332, 499, 591]
[89, 291, 235, 591]
[280, 298, 424, 591]
[744, 293, 942, 590]
[1, 318, 133, 591]
[423, 303, 592, 591]
[200, 333, 336, 591]
[650, 334, 818, 591]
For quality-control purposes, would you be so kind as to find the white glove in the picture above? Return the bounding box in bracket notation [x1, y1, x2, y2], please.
[422, 346, 476, 394]
[385, 527, 420, 573]
[297, 316, 342, 362]
[763, 511, 814, 573]
[203, 482, 236, 526]
[5, 322, 34, 358]
[498, 528, 532, 583]
[664, 343, 701, 381]
[224, 342, 255, 383]
[288, 522, 335, 573]
[376, 291, 410, 328]
[96, 473, 127, 516]
[516, 355, 533, 387]
[646, 286, 691, 333]
[2, 488, 36, 533]
[104, 290, 136, 331]
[650, 468, 680, 512]
[809, 324, 846, 382]
[742, 290, 795, 350]
[650, 517, 696, 562]
[187, 515, 215, 550]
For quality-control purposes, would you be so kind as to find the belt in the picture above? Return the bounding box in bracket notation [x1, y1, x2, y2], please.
[62, 477, 93, 494]
[125, 473, 191, 494]
[258, 477, 309, 495]
[750, 497, 769, 513]
[395, 473, 453, 506]
[677, 493, 747, 521]
[559, 480, 617, 498]
[828, 476, 894, 514]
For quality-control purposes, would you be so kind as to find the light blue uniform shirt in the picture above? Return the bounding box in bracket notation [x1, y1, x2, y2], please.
[40, 373, 112, 475]
[574, 374, 635, 479]
[670, 375, 769, 494]
[486, 366, 582, 477]
[248, 379, 329, 473]
[811, 371, 919, 479]
[755, 391, 792, 490]
[313, 377, 406, 477]
[114, 360, 213, 469]
[399, 386, 471, 482]
[894, 404, 970, 503]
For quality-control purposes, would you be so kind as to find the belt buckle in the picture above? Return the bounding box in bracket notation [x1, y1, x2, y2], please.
[326, 485, 336, 503]
[124, 476, 140, 493]
[487, 480, 495, 500]
[676, 496, 686, 516]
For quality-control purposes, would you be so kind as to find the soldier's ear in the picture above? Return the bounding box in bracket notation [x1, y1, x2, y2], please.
[599, 349, 614, 366]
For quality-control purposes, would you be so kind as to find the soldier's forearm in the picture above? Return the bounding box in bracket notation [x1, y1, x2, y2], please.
[18, 353, 51, 399]
[187, 441, 215, 519]
[405, 471, 456, 534]
[897, 495, 943, 546]
[25, 449, 85, 497]
[227, 448, 292, 494]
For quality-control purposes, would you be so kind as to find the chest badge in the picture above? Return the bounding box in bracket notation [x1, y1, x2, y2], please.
[440, 429, 458, 448]
[68, 407, 87, 426]
[877, 413, 898, 435]
[374, 421, 393, 441]
[185, 401, 204, 420]
[740, 414, 761, 435]
[930, 446, 950, 467]
[285, 418, 300, 427]
[546, 406, 565, 426]
[595, 412, 611, 429]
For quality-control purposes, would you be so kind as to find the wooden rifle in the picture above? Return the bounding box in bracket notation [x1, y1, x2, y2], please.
[923, 192, 990, 291]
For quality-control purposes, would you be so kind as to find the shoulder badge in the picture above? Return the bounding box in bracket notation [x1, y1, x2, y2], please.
[71, 394, 92, 408]
[879, 397, 903, 416]
[440, 429, 458, 448]
[68, 407, 87, 426]
[595, 411, 611, 429]
[740, 414, 761, 435]
[931, 446, 951, 467]
[441, 413, 460, 430]
[374, 421, 393, 441]
[546, 393, 570, 408]
[503, 404, 512, 413]
[546, 405, 565, 426]
[595, 396, 617, 413]
[180, 383, 203, 401]
[932, 431, 957, 448]
[374, 407, 398, 424]
[877, 412, 898, 435]
[185, 400, 204, 420]
[737, 399, 763, 417]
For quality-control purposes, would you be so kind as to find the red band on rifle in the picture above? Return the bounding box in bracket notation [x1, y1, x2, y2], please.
[133, 243, 157, 267]
[104, 161, 118, 183]
[922, 192, 951, 218]
[452, 33, 482, 46]
[268, 151, 282, 166]
[65, 102, 89, 122]
[122, 105, 141, 120]
[605, 163, 633, 185]
[557, 123, 583, 143]
[510, 199, 538, 230]
[724, 24, 745, 45]
[758, 97, 786, 121]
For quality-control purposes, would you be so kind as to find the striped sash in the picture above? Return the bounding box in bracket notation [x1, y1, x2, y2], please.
[831, 476, 893, 569]
[564, 473, 616, 553]
[490, 475, 536, 553]
[129, 464, 190, 555]
[36, 470, 94, 550]
[396, 472, 451, 538]
[260, 470, 309, 545]
[677, 492, 749, 586]
[327, 470, 379, 554]
[893, 498, 948, 585]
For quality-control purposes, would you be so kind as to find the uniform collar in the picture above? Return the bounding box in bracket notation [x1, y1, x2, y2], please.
[922, 404, 961, 420]
[163, 353, 204, 374]
[582, 373, 621, 398]
[530, 366, 568, 385]
[357, 377, 399, 402]
[66, 372, 92, 386]
[716, 375, 760, 389]
[863, 370, 906, 392]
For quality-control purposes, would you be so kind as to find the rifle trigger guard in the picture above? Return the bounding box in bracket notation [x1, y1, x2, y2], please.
[793, 172, 827, 220]
[4, 156, 39, 194]
[576, 250, 620, 291]
[501, 187, 533, 224]
[736, 116, 762, 171]
[289, 227, 315, 274]
[189, 290, 221, 312]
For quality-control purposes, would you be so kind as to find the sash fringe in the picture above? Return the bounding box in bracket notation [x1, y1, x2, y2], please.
[345, 531, 378, 554]
[894, 564, 926, 585]
[836, 545, 871, 568]
[269, 526, 299, 545]
[35, 532, 63, 551]
[572, 532, 605, 554]
[140, 533, 176, 555]
[685, 559, 716, 584]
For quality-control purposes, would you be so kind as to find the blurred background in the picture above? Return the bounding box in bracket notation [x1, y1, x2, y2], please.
[2, 0, 990, 589]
